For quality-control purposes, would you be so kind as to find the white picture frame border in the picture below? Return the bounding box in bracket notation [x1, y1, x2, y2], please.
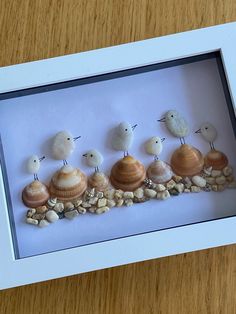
[0, 22, 236, 290]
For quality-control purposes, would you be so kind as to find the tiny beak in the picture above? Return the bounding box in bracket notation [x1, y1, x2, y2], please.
[157, 117, 166, 122]
[82, 153, 88, 157]
[39, 156, 45, 162]
[161, 138, 166, 142]
[195, 129, 201, 134]
[73, 136, 81, 141]
[132, 124, 137, 130]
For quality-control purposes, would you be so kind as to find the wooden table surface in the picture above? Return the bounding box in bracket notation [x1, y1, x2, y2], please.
[0, 1, 236, 313]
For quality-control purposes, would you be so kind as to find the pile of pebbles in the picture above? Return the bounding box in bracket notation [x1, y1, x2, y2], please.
[26, 165, 236, 227]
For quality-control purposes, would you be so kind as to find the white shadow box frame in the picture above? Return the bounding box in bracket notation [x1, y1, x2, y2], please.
[0, 22, 236, 289]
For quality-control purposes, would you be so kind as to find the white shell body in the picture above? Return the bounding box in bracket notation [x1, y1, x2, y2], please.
[112, 122, 134, 151]
[165, 110, 189, 138]
[52, 131, 75, 160]
[26, 155, 40, 174]
[200, 122, 217, 143]
[85, 149, 104, 168]
[145, 137, 163, 156]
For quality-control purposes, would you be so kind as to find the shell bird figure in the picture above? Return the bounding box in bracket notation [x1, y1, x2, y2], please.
[52, 131, 81, 165]
[158, 110, 190, 145]
[83, 149, 104, 173]
[112, 122, 137, 157]
[195, 122, 217, 150]
[145, 136, 165, 161]
[26, 155, 45, 181]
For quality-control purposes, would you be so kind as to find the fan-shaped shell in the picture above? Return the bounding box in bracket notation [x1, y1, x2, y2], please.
[147, 160, 173, 184]
[171, 144, 204, 176]
[88, 172, 109, 191]
[204, 149, 228, 170]
[22, 180, 50, 208]
[110, 156, 146, 191]
[49, 165, 87, 202]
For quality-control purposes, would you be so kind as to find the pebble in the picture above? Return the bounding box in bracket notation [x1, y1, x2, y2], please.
[124, 199, 133, 206]
[184, 188, 190, 193]
[46, 210, 59, 223]
[64, 202, 75, 211]
[77, 206, 87, 214]
[65, 209, 79, 219]
[169, 189, 179, 196]
[226, 175, 234, 183]
[36, 205, 48, 214]
[107, 199, 116, 208]
[97, 198, 107, 207]
[173, 175, 182, 183]
[27, 208, 36, 218]
[96, 191, 104, 199]
[57, 212, 65, 219]
[89, 197, 98, 205]
[144, 188, 157, 198]
[96, 206, 110, 214]
[215, 176, 226, 185]
[211, 170, 222, 177]
[166, 180, 176, 190]
[53, 203, 64, 213]
[206, 177, 215, 185]
[203, 184, 212, 192]
[104, 189, 115, 200]
[157, 190, 170, 200]
[32, 213, 45, 220]
[116, 199, 124, 207]
[175, 183, 184, 193]
[223, 166, 233, 177]
[26, 217, 38, 225]
[182, 177, 192, 189]
[217, 184, 225, 192]
[134, 188, 144, 199]
[156, 184, 166, 192]
[191, 176, 206, 188]
[85, 188, 95, 199]
[74, 199, 82, 207]
[114, 190, 123, 200]
[228, 181, 236, 188]
[123, 191, 134, 199]
[39, 219, 49, 228]
[204, 166, 212, 176]
[191, 186, 201, 193]
[81, 202, 91, 208]
[47, 198, 57, 208]
[88, 207, 96, 213]
[133, 196, 147, 203]
[212, 185, 218, 192]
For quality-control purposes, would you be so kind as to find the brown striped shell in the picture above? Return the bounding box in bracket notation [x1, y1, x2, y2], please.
[171, 144, 204, 176]
[204, 149, 228, 170]
[147, 160, 173, 184]
[22, 180, 50, 208]
[49, 165, 87, 202]
[110, 155, 146, 191]
[88, 172, 109, 191]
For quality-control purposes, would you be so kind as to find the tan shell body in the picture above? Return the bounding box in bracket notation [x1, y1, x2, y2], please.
[49, 165, 87, 202]
[171, 144, 204, 176]
[22, 180, 50, 208]
[204, 149, 228, 170]
[110, 155, 146, 191]
[88, 172, 109, 191]
[147, 160, 173, 183]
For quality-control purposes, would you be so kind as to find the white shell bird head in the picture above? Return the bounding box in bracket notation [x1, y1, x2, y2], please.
[52, 131, 81, 160]
[83, 149, 104, 168]
[195, 122, 217, 143]
[158, 110, 179, 123]
[117, 122, 137, 137]
[26, 155, 45, 174]
[145, 136, 165, 157]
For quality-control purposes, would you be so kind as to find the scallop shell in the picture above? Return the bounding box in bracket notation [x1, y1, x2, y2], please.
[204, 149, 228, 170]
[147, 160, 173, 184]
[171, 144, 204, 176]
[88, 172, 109, 191]
[49, 165, 87, 202]
[22, 180, 50, 208]
[110, 155, 146, 191]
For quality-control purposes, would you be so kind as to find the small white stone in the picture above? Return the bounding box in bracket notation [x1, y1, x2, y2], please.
[144, 189, 157, 198]
[226, 175, 234, 183]
[26, 217, 38, 225]
[217, 184, 226, 192]
[46, 210, 59, 223]
[116, 199, 124, 207]
[77, 206, 87, 214]
[107, 199, 116, 208]
[96, 206, 110, 214]
[157, 190, 170, 200]
[134, 188, 144, 199]
[27, 208, 36, 217]
[88, 207, 96, 213]
[206, 177, 215, 185]
[97, 198, 107, 207]
[64, 202, 74, 211]
[212, 184, 218, 192]
[124, 199, 133, 206]
[166, 180, 176, 190]
[191, 176, 206, 188]
[53, 203, 64, 213]
[123, 191, 134, 199]
[39, 219, 50, 227]
[228, 181, 236, 189]
[156, 184, 166, 192]
[65, 209, 79, 219]
[173, 175, 182, 183]
[89, 197, 98, 205]
[114, 190, 123, 200]
[96, 191, 104, 199]
[215, 176, 226, 185]
[184, 188, 190, 193]
[104, 189, 115, 200]
[81, 202, 91, 208]
[175, 183, 185, 193]
[211, 170, 222, 177]
[74, 199, 82, 207]
[191, 186, 201, 193]
[183, 177, 192, 188]
[223, 166, 233, 177]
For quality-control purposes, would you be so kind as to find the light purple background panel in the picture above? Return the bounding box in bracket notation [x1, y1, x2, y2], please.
[0, 58, 236, 258]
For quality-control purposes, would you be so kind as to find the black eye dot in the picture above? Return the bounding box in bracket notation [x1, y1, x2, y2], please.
[90, 154, 93, 157]
[156, 141, 158, 143]
[205, 127, 208, 130]
[34, 160, 36, 162]
[125, 129, 128, 131]
[67, 138, 70, 140]
[171, 115, 174, 118]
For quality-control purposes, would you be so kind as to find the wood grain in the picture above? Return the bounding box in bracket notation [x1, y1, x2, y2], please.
[0, 0, 236, 313]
